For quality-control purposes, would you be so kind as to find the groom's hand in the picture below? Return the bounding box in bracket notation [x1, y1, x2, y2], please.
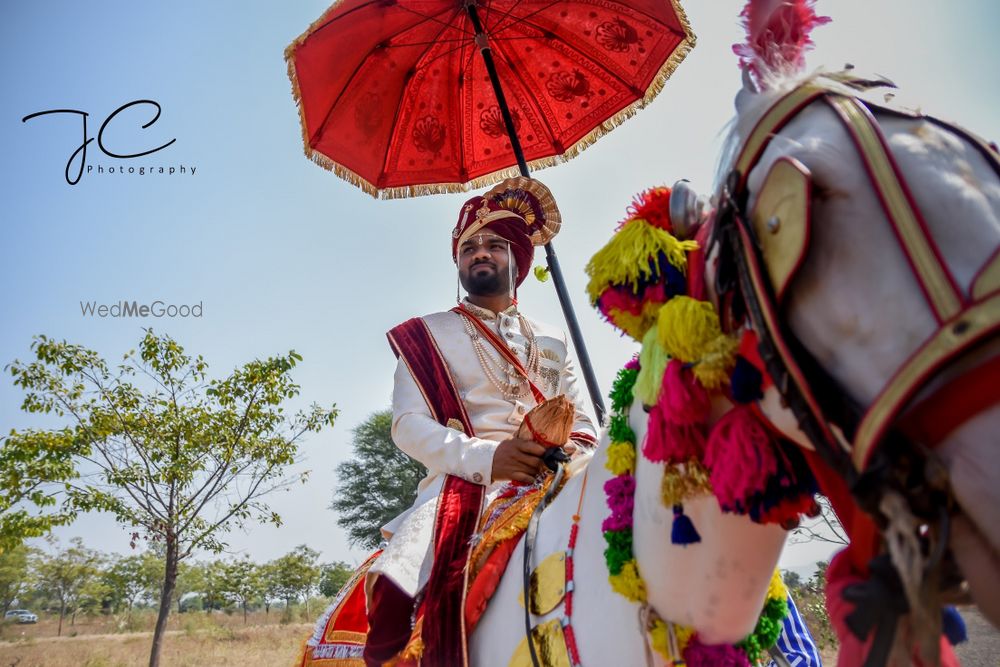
[491, 437, 546, 483]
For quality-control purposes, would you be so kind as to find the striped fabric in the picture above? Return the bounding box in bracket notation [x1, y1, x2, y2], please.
[768, 594, 823, 667]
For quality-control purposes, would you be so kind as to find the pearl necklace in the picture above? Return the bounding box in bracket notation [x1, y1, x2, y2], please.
[460, 306, 542, 401]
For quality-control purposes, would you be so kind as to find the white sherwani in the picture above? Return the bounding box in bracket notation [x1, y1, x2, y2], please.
[368, 300, 597, 597]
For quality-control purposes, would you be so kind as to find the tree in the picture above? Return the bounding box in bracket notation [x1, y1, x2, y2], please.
[33, 537, 103, 636]
[790, 496, 848, 546]
[781, 570, 803, 590]
[783, 560, 836, 649]
[104, 552, 160, 616]
[173, 561, 204, 613]
[0, 544, 32, 615]
[218, 557, 263, 623]
[331, 410, 426, 549]
[2, 330, 337, 666]
[199, 561, 227, 613]
[319, 561, 353, 598]
[257, 561, 281, 615]
[271, 545, 321, 615]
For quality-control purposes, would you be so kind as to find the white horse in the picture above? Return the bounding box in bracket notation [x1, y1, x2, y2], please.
[480, 25, 1000, 667]
[471, 397, 789, 665]
[707, 65, 1000, 628]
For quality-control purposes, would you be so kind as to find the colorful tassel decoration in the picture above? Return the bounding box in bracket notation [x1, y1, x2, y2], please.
[657, 296, 738, 390]
[660, 359, 711, 424]
[671, 503, 701, 545]
[705, 405, 818, 524]
[624, 186, 674, 232]
[683, 636, 752, 667]
[730, 355, 764, 404]
[635, 327, 670, 406]
[704, 404, 778, 516]
[586, 219, 696, 297]
[661, 461, 711, 507]
[644, 405, 705, 464]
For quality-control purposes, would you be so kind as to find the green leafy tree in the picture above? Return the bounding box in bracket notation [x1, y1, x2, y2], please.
[2, 330, 337, 667]
[271, 545, 321, 616]
[104, 552, 160, 616]
[33, 537, 103, 636]
[257, 561, 281, 615]
[330, 410, 426, 549]
[219, 557, 263, 623]
[319, 561, 353, 598]
[0, 544, 33, 615]
[781, 570, 803, 590]
[174, 561, 204, 613]
[199, 561, 227, 613]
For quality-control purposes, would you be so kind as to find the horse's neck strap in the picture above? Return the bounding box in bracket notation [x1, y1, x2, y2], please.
[730, 79, 1000, 471]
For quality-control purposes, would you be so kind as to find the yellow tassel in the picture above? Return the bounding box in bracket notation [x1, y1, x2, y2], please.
[650, 620, 694, 663]
[585, 220, 698, 303]
[692, 334, 739, 390]
[661, 460, 713, 507]
[608, 560, 647, 603]
[606, 298, 666, 342]
[766, 568, 789, 602]
[649, 621, 670, 659]
[657, 296, 721, 362]
[661, 465, 688, 507]
[683, 459, 712, 494]
[656, 296, 738, 389]
[635, 327, 670, 406]
[605, 441, 637, 476]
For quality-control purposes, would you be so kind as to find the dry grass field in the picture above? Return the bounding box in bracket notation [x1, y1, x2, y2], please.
[0, 612, 313, 667]
[3, 607, 998, 666]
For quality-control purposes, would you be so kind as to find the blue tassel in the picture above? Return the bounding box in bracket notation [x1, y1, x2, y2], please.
[731, 355, 764, 404]
[671, 504, 701, 545]
[941, 606, 967, 645]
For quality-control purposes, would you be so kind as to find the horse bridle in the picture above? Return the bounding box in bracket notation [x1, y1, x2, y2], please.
[710, 166, 958, 667]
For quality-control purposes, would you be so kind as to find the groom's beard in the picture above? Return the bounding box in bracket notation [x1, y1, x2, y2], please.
[461, 262, 506, 296]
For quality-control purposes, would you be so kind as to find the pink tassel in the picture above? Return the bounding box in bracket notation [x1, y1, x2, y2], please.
[704, 405, 777, 512]
[683, 636, 751, 667]
[659, 360, 711, 425]
[642, 359, 709, 464]
[644, 402, 705, 464]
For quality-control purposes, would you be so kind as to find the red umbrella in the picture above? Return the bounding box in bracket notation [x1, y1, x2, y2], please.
[286, 0, 694, 198]
[285, 0, 695, 422]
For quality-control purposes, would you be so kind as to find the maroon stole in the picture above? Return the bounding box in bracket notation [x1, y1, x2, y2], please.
[386, 317, 484, 667]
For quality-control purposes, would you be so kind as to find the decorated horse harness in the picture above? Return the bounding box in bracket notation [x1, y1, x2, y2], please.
[709, 72, 1000, 665]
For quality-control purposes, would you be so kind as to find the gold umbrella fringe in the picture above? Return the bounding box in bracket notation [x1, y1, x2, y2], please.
[284, 0, 695, 200]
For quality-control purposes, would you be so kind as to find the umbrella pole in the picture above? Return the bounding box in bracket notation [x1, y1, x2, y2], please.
[465, 1, 607, 425]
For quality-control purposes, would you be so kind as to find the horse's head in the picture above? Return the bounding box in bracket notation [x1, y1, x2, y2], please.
[585, 186, 802, 648]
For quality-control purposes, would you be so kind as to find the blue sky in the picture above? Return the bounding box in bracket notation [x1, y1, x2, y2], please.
[2, 0, 998, 572]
